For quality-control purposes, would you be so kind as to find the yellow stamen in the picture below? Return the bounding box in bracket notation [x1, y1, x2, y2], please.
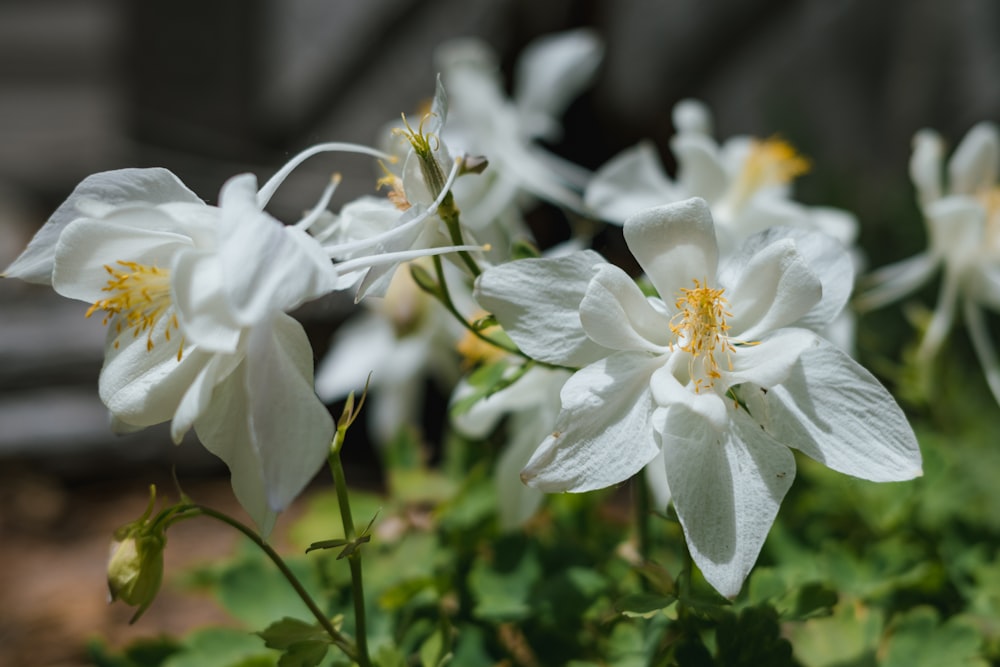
[456, 311, 507, 369]
[976, 186, 1000, 248]
[669, 279, 736, 392]
[729, 137, 811, 209]
[86, 261, 184, 359]
[376, 160, 411, 211]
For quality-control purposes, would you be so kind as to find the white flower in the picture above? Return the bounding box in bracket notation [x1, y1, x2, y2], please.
[5, 166, 341, 534]
[315, 260, 464, 444]
[585, 100, 858, 252]
[435, 29, 603, 227]
[476, 197, 920, 597]
[451, 361, 571, 531]
[858, 122, 1000, 404]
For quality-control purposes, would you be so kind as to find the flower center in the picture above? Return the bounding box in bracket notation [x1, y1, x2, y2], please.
[976, 186, 1000, 250]
[669, 279, 735, 392]
[376, 161, 412, 211]
[86, 261, 184, 359]
[729, 137, 810, 209]
[393, 112, 447, 197]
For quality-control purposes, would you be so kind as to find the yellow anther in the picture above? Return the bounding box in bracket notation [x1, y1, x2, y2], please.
[376, 160, 411, 211]
[729, 137, 811, 210]
[86, 260, 184, 359]
[669, 279, 736, 392]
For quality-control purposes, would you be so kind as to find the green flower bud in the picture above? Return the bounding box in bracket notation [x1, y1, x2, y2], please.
[106, 486, 167, 623]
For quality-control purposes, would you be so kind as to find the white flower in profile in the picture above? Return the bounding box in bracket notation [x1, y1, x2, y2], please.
[435, 29, 603, 227]
[450, 353, 571, 531]
[476, 197, 920, 597]
[585, 99, 858, 253]
[5, 166, 340, 534]
[858, 122, 1000, 404]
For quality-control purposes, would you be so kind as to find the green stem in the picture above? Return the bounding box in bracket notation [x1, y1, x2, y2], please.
[438, 192, 482, 278]
[328, 429, 373, 667]
[431, 255, 520, 356]
[634, 473, 651, 590]
[186, 504, 358, 662]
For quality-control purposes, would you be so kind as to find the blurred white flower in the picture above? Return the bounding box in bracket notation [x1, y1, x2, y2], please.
[858, 122, 1000, 403]
[585, 99, 858, 253]
[315, 260, 465, 445]
[435, 29, 603, 229]
[476, 197, 920, 597]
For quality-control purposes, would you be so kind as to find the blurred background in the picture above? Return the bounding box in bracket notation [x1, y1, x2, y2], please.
[1, 0, 998, 664]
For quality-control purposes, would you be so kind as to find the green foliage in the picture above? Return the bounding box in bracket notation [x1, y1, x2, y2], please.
[97, 336, 1000, 667]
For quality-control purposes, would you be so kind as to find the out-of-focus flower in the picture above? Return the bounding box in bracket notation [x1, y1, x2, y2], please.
[316, 260, 465, 445]
[436, 29, 603, 230]
[858, 122, 1000, 404]
[585, 99, 858, 253]
[476, 197, 920, 597]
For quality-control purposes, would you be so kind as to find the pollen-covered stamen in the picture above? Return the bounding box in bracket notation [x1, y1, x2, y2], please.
[669, 279, 736, 393]
[729, 137, 811, 210]
[376, 160, 412, 211]
[86, 261, 184, 360]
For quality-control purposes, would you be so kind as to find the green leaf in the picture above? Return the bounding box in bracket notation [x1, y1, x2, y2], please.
[277, 641, 329, 667]
[715, 606, 796, 667]
[163, 628, 274, 667]
[881, 607, 988, 667]
[449, 361, 510, 417]
[257, 618, 331, 650]
[615, 593, 676, 618]
[212, 553, 323, 629]
[468, 539, 542, 622]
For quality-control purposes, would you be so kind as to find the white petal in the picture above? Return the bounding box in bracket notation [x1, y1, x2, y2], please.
[51, 214, 193, 303]
[722, 226, 854, 332]
[623, 198, 719, 302]
[671, 132, 728, 203]
[672, 99, 713, 135]
[725, 328, 820, 389]
[4, 168, 201, 284]
[579, 264, 671, 352]
[244, 315, 334, 513]
[217, 174, 333, 321]
[855, 252, 938, 312]
[964, 298, 1000, 407]
[722, 238, 822, 339]
[171, 251, 243, 354]
[521, 352, 662, 492]
[452, 365, 569, 440]
[474, 250, 609, 367]
[758, 337, 922, 481]
[909, 129, 944, 207]
[314, 313, 396, 402]
[658, 404, 795, 598]
[98, 320, 212, 428]
[514, 28, 603, 136]
[194, 314, 333, 534]
[585, 142, 678, 224]
[192, 361, 276, 535]
[649, 360, 729, 430]
[171, 349, 243, 443]
[948, 122, 1000, 196]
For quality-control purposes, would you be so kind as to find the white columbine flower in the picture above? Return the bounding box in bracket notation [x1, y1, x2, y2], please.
[858, 122, 1000, 404]
[476, 197, 920, 597]
[585, 99, 858, 252]
[435, 29, 603, 227]
[5, 166, 344, 534]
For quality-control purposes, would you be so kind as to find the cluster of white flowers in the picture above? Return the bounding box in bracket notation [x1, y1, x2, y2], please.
[4, 29, 937, 597]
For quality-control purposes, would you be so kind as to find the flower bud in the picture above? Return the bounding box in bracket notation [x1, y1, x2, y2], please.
[107, 487, 167, 623]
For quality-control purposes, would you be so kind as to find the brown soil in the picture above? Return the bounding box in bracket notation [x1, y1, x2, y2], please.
[0, 463, 301, 667]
